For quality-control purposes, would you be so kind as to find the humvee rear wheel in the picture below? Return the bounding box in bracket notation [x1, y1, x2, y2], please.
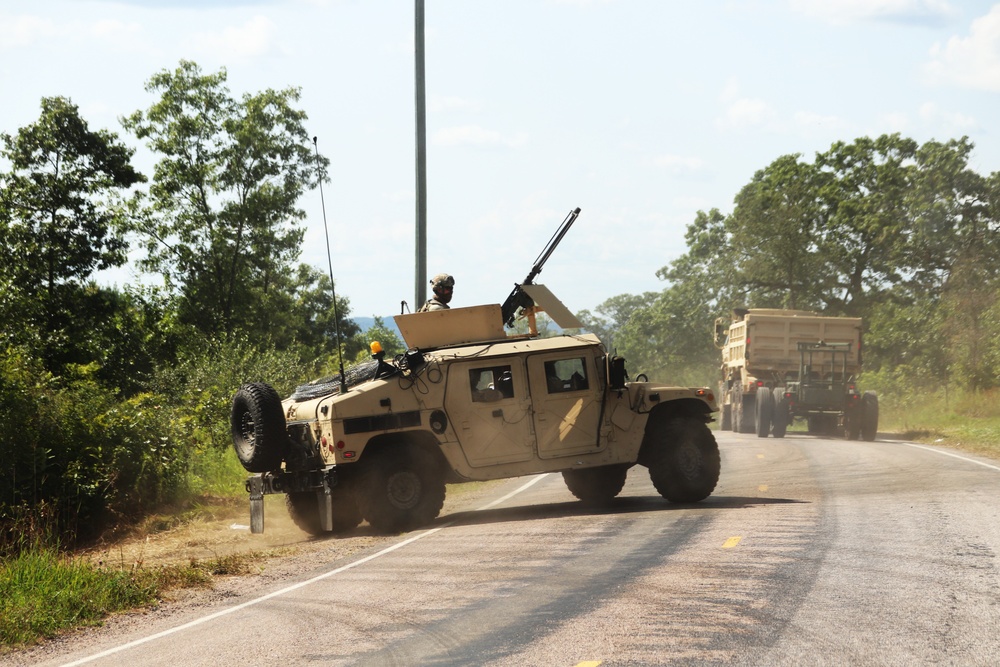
[230, 382, 287, 473]
[646, 417, 721, 503]
[286, 486, 363, 536]
[562, 465, 629, 505]
[861, 391, 879, 441]
[357, 446, 446, 533]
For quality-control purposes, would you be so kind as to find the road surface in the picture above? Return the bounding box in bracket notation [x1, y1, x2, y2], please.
[10, 431, 1000, 666]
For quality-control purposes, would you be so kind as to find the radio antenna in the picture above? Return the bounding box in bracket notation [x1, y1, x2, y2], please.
[313, 137, 348, 395]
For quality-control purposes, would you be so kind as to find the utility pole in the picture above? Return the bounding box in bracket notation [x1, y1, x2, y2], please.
[414, 0, 427, 310]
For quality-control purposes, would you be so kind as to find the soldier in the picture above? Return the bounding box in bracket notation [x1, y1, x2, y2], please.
[417, 273, 455, 312]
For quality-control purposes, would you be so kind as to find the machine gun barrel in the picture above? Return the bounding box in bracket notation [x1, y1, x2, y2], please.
[501, 206, 581, 328]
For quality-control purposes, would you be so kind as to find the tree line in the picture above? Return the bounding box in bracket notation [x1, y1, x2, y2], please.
[580, 134, 1000, 393]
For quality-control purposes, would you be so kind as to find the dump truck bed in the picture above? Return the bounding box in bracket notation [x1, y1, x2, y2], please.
[723, 309, 862, 375]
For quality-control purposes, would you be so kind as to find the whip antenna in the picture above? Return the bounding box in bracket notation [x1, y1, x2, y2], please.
[313, 137, 348, 394]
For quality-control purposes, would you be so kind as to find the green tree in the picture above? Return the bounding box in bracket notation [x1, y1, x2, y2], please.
[121, 60, 329, 342]
[727, 155, 829, 310]
[0, 97, 143, 372]
[814, 134, 918, 314]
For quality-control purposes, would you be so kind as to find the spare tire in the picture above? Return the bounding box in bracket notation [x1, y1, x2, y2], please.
[231, 382, 288, 472]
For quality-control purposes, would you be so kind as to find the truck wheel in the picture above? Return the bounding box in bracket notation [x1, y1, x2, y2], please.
[562, 465, 629, 505]
[720, 404, 732, 431]
[861, 392, 879, 441]
[737, 395, 755, 433]
[646, 417, 721, 503]
[845, 406, 862, 440]
[231, 382, 287, 473]
[771, 387, 788, 438]
[755, 389, 773, 438]
[357, 446, 446, 533]
[286, 486, 363, 536]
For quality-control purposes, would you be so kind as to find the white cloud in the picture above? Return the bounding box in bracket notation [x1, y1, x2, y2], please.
[187, 15, 279, 60]
[925, 5, 1000, 91]
[918, 101, 980, 131]
[653, 154, 706, 174]
[790, 0, 957, 25]
[0, 14, 58, 48]
[716, 97, 773, 130]
[432, 125, 527, 148]
[428, 95, 481, 114]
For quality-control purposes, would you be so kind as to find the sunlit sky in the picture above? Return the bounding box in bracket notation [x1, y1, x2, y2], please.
[2, 0, 999, 320]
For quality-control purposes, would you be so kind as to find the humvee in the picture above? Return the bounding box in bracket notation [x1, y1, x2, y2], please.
[230, 210, 720, 535]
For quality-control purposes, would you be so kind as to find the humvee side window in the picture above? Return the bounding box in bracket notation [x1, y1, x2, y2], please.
[544, 358, 589, 393]
[469, 365, 515, 403]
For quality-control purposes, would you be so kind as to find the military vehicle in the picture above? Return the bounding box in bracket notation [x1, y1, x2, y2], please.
[714, 308, 877, 440]
[229, 209, 721, 534]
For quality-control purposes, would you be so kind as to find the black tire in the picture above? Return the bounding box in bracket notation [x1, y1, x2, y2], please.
[286, 486, 363, 536]
[861, 391, 879, 441]
[755, 389, 773, 438]
[720, 404, 732, 431]
[356, 446, 446, 533]
[646, 417, 721, 503]
[737, 394, 755, 433]
[230, 382, 287, 473]
[845, 404, 862, 440]
[562, 465, 629, 505]
[771, 387, 788, 438]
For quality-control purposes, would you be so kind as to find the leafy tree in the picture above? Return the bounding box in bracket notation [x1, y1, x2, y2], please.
[0, 97, 143, 372]
[348, 316, 405, 364]
[814, 134, 918, 314]
[121, 60, 331, 343]
[727, 155, 829, 310]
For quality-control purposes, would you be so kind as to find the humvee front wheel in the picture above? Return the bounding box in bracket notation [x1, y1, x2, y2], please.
[286, 486, 362, 536]
[645, 417, 721, 503]
[357, 446, 446, 533]
[562, 465, 629, 505]
[231, 382, 287, 473]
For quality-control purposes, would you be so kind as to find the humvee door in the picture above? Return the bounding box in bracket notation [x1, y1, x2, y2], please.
[444, 359, 535, 467]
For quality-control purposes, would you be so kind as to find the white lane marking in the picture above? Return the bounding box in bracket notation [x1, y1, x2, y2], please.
[60, 474, 550, 667]
[898, 442, 1000, 472]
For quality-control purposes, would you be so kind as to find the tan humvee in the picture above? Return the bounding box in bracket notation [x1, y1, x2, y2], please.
[231, 290, 720, 535]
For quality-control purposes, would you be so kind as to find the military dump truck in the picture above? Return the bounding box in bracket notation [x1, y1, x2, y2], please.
[714, 308, 878, 440]
[229, 209, 721, 535]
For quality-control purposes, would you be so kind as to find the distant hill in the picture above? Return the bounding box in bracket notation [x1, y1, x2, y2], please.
[351, 316, 402, 337]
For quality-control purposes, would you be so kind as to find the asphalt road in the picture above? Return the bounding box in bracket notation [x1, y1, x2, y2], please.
[13, 431, 1000, 666]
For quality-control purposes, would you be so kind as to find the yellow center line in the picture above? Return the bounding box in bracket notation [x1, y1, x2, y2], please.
[756, 453, 765, 459]
[723, 536, 742, 549]
[575, 662, 603, 667]
[759, 484, 769, 492]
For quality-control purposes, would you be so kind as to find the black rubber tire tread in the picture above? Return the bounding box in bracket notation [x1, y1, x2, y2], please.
[286, 486, 363, 536]
[720, 404, 732, 431]
[561, 465, 629, 505]
[230, 382, 287, 473]
[755, 388, 773, 438]
[356, 446, 446, 533]
[861, 391, 879, 441]
[737, 394, 755, 433]
[646, 416, 721, 503]
[845, 404, 862, 440]
[771, 387, 788, 438]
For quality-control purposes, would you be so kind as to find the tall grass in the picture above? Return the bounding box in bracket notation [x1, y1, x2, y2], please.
[868, 378, 1000, 458]
[0, 545, 160, 646]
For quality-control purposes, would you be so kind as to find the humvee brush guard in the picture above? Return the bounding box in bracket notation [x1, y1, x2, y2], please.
[231, 209, 721, 534]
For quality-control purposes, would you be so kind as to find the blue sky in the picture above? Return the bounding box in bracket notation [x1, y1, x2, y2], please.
[2, 0, 999, 320]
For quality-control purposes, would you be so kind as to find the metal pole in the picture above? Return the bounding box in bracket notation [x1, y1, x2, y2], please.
[414, 0, 428, 309]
